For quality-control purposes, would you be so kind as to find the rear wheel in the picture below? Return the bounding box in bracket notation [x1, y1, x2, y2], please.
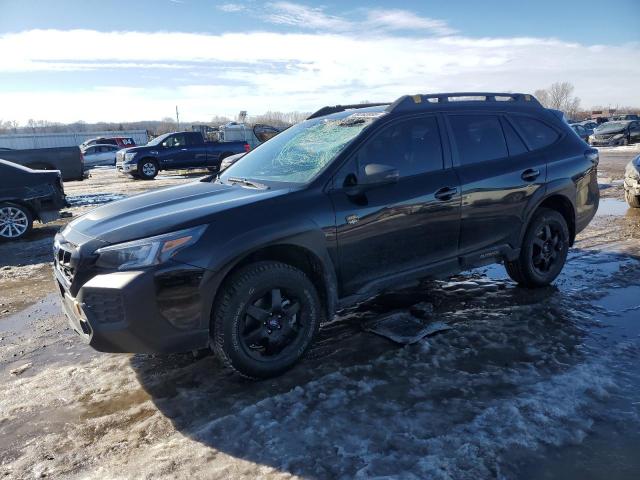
[0, 203, 33, 241]
[505, 208, 569, 288]
[138, 159, 158, 180]
[626, 190, 640, 208]
[212, 261, 322, 378]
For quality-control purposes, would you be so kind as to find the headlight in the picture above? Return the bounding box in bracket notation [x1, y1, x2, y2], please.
[124, 152, 137, 162]
[588, 135, 595, 141]
[94, 225, 207, 270]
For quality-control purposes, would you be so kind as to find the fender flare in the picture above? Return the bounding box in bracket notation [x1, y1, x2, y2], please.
[518, 179, 576, 245]
[199, 220, 338, 325]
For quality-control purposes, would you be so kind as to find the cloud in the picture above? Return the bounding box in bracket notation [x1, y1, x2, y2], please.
[217, 3, 246, 13]
[264, 1, 352, 31]
[365, 9, 456, 35]
[0, 28, 637, 123]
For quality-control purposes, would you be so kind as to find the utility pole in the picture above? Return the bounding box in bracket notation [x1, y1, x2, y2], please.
[176, 105, 180, 130]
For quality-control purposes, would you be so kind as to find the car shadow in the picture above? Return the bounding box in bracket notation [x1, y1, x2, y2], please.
[129, 248, 639, 477]
[0, 224, 60, 267]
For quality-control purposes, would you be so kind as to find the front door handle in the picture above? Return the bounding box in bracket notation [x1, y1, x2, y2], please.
[521, 168, 541, 182]
[434, 186, 458, 201]
[180, 148, 188, 151]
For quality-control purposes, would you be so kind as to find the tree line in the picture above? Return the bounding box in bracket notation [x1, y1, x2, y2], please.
[1, 84, 638, 136]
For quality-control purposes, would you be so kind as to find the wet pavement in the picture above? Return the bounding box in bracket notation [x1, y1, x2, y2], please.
[1, 154, 640, 479]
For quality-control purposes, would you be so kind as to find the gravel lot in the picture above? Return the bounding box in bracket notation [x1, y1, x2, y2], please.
[1, 149, 639, 479]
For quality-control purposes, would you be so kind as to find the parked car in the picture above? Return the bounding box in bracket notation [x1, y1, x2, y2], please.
[570, 124, 590, 142]
[589, 120, 640, 146]
[580, 121, 599, 130]
[0, 146, 84, 181]
[81, 144, 120, 168]
[80, 136, 137, 150]
[54, 92, 599, 378]
[624, 155, 640, 208]
[116, 131, 250, 179]
[610, 114, 639, 121]
[0, 160, 67, 240]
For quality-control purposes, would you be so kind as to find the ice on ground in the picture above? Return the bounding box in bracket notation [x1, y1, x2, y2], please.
[66, 193, 127, 206]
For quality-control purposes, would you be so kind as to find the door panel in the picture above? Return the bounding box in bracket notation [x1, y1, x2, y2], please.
[329, 115, 460, 295]
[331, 170, 461, 294]
[447, 113, 548, 254]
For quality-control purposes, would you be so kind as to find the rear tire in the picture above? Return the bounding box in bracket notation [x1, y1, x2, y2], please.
[626, 190, 640, 208]
[137, 159, 158, 180]
[212, 261, 322, 378]
[505, 208, 570, 288]
[0, 202, 33, 241]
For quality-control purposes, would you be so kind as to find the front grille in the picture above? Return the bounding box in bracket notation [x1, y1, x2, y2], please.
[54, 241, 76, 285]
[83, 291, 124, 324]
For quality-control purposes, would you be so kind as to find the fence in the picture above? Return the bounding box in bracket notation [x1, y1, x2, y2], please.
[0, 130, 149, 150]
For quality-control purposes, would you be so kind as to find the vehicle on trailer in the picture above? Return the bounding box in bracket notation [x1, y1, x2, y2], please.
[80, 136, 137, 149]
[623, 155, 640, 208]
[116, 131, 250, 180]
[589, 120, 640, 146]
[0, 160, 67, 241]
[81, 144, 120, 168]
[54, 92, 599, 378]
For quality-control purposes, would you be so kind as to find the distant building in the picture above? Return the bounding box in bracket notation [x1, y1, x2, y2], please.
[591, 109, 616, 120]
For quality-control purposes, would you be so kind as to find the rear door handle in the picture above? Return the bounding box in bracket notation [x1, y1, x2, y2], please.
[434, 186, 458, 201]
[521, 168, 541, 182]
[180, 148, 188, 151]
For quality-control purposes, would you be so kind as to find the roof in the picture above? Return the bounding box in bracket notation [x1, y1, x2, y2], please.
[308, 92, 542, 121]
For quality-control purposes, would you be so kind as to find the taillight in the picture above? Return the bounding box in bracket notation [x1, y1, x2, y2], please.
[244, 143, 251, 152]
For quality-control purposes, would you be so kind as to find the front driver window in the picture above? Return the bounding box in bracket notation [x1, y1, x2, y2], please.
[336, 116, 443, 187]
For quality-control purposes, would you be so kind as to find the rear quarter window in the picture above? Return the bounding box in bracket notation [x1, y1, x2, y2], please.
[509, 115, 560, 150]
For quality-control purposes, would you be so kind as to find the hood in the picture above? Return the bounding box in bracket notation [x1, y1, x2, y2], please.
[65, 180, 286, 245]
[121, 145, 152, 154]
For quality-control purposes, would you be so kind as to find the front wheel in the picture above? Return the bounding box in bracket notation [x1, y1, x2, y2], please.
[137, 159, 158, 180]
[505, 208, 570, 288]
[0, 203, 33, 241]
[212, 261, 322, 378]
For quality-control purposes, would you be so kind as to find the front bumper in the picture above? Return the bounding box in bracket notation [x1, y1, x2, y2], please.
[115, 162, 137, 174]
[590, 136, 624, 146]
[54, 262, 210, 354]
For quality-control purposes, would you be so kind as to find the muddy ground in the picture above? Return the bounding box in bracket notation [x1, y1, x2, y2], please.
[1, 148, 639, 479]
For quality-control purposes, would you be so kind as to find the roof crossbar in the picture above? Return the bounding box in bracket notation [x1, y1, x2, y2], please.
[387, 92, 542, 113]
[307, 103, 391, 120]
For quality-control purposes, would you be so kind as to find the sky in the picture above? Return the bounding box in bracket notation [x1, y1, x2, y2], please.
[0, 0, 638, 124]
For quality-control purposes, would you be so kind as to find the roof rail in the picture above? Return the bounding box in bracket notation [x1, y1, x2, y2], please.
[307, 102, 390, 120]
[387, 92, 542, 114]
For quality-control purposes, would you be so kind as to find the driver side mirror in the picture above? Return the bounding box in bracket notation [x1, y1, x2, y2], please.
[344, 163, 399, 195]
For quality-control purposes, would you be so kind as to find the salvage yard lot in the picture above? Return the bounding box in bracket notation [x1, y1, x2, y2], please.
[1, 149, 640, 479]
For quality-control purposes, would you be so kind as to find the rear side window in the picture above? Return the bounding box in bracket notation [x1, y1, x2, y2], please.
[510, 115, 559, 150]
[448, 115, 508, 165]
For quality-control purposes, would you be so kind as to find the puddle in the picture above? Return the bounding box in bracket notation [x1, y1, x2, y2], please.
[596, 198, 629, 216]
[594, 285, 640, 341]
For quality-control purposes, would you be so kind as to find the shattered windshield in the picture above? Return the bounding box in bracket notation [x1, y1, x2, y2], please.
[220, 111, 384, 184]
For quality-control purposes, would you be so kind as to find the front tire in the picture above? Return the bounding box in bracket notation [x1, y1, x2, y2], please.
[138, 159, 159, 180]
[212, 261, 322, 378]
[505, 208, 570, 288]
[626, 190, 640, 208]
[0, 202, 33, 241]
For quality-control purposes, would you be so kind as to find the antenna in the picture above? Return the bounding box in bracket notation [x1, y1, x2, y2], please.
[176, 105, 180, 130]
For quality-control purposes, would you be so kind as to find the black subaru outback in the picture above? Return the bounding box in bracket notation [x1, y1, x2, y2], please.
[54, 92, 599, 378]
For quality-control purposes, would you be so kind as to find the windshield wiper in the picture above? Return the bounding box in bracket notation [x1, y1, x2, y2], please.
[227, 177, 269, 189]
